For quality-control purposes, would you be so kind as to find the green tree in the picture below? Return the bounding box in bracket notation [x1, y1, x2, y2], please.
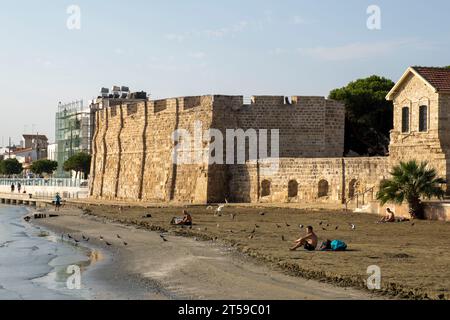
[377, 161, 446, 220]
[329, 75, 395, 156]
[30, 159, 58, 177]
[63, 152, 92, 179]
[0, 158, 23, 176]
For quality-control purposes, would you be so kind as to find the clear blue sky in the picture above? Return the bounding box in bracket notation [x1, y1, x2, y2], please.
[1, 0, 449, 144]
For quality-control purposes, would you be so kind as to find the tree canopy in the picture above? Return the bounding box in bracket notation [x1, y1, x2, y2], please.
[63, 152, 92, 179]
[329, 75, 395, 156]
[30, 159, 58, 176]
[0, 158, 23, 176]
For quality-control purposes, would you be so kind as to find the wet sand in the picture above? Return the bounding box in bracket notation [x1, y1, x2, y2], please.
[32, 206, 377, 300]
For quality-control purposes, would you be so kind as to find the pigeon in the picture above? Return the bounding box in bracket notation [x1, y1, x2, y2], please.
[116, 234, 122, 239]
[123, 242, 128, 246]
[285, 222, 291, 227]
[160, 234, 168, 242]
[350, 224, 356, 230]
[99, 236, 104, 241]
[299, 224, 304, 229]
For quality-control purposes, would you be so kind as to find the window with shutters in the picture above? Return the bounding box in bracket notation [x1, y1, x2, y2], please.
[419, 105, 428, 132]
[401, 107, 410, 133]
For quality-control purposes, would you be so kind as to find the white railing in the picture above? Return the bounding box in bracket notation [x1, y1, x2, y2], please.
[0, 178, 89, 188]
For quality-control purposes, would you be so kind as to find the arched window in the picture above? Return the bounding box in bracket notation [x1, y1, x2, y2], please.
[288, 180, 298, 198]
[261, 180, 271, 197]
[318, 180, 329, 198]
[419, 105, 428, 132]
[348, 179, 358, 199]
[402, 107, 410, 133]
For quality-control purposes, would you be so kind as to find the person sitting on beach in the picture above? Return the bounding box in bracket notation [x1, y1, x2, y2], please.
[290, 226, 318, 251]
[54, 193, 62, 212]
[171, 210, 193, 226]
[379, 208, 396, 223]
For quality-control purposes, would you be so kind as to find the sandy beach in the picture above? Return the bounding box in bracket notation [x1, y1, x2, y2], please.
[29, 205, 378, 300]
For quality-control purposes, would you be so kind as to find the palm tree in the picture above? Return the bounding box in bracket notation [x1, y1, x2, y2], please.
[377, 161, 446, 219]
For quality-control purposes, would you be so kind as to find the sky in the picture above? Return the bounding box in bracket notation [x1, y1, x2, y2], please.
[1, 0, 449, 144]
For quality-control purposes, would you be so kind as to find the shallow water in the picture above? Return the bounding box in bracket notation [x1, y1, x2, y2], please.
[0, 205, 93, 300]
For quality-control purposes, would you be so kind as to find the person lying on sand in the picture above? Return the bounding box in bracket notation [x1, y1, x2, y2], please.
[290, 226, 318, 251]
[171, 210, 193, 226]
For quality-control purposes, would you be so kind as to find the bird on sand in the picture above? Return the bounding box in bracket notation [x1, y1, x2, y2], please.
[160, 234, 168, 242]
[285, 222, 291, 227]
[335, 226, 339, 231]
[105, 241, 112, 246]
[82, 235, 89, 241]
[319, 221, 323, 226]
[74, 239, 80, 244]
[67, 234, 73, 240]
[123, 242, 128, 246]
[276, 224, 281, 229]
[411, 223, 415, 227]
[99, 236, 104, 241]
[248, 235, 254, 240]
[350, 223, 356, 230]
[116, 234, 122, 239]
[322, 227, 327, 231]
[255, 224, 260, 228]
[299, 224, 304, 229]
[259, 212, 266, 216]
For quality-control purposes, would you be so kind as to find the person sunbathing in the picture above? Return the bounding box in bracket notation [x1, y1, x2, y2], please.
[171, 210, 193, 226]
[379, 208, 396, 223]
[290, 226, 318, 251]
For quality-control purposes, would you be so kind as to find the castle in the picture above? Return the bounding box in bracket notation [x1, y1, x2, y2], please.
[89, 67, 450, 207]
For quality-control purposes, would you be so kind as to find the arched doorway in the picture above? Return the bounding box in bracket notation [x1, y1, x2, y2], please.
[318, 180, 329, 198]
[261, 180, 271, 197]
[288, 180, 298, 198]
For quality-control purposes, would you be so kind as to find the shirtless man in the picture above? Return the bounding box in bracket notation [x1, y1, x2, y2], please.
[290, 226, 318, 251]
[379, 208, 396, 223]
[175, 210, 193, 226]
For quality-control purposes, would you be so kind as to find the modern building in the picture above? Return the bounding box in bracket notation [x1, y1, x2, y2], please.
[55, 100, 94, 177]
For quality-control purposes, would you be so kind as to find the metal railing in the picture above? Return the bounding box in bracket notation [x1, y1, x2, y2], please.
[345, 186, 375, 211]
[0, 178, 89, 188]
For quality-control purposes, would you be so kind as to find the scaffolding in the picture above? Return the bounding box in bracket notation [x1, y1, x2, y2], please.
[55, 100, 94, 178]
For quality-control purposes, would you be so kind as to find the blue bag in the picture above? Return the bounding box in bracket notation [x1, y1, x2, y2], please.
[331, 240, 347, 251]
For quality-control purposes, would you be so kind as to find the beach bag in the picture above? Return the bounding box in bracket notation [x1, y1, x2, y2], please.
[331, 240, 347, 251]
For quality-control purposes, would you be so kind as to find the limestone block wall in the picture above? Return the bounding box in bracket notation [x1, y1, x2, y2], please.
[228, 157, 390, 204]
[90, 94, 346, 204]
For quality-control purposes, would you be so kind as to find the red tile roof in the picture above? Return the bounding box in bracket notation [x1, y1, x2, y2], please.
[412, 67, 450, 92]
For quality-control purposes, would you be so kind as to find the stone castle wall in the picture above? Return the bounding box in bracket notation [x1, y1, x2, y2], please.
[89, 95, 347, 203]
[228, 157, 390, 204]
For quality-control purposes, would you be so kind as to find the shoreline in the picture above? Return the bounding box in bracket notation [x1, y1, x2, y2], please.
[29, 205, 378, 300]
